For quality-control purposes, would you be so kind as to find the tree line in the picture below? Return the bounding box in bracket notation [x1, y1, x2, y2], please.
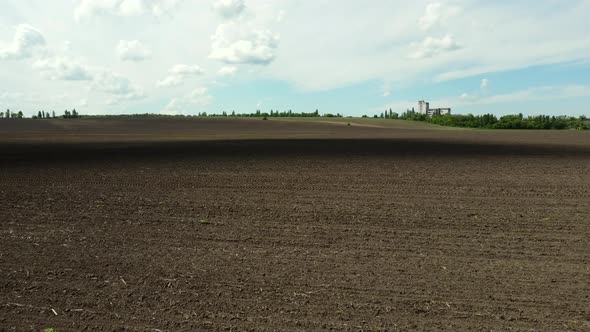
[0, 109, 24, 119]
[32, 109, 81, 119]
[195, 109, 343, 118]
[2, 106, 586, 130]
[395, 110, 588, 130]
[77, 109, 344, 119]
[363, 108, 588, 130]
[0, 109, 82, 119]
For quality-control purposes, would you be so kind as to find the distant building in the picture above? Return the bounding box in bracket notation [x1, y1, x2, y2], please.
[417, 100, 451, 117]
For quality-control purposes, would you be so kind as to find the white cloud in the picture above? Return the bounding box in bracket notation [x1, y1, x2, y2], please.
[94, 71, 144, 100]
[459, 92, 479, 103]
[157, 64, 204, 87]
[0, 92, 27, 102]
[408, 35, 461, 59]
[441, 85, 590, 108]
[162, 87, 211, 114]
[276, 10, 286, 23]
[74, 0, 178, 21]
[63, 40, 72, 52]
[480, 78, 489, 91]
[169, 64, 204, 76]
[119, 0, 146, 16]
[210, 22, 279, 65]
[419, 2, 460, 31]
[0, 24, 46, 60]
[150, 0, 179, 17]
[213, 0, 245, 19]
[74, 0, 125, 21]
[218, 66, 237, 76]
[381, 82, 393, 97]
[156, 76, 183, 88]
[117, 40, 151, 62]
[33, 57, 93, 81]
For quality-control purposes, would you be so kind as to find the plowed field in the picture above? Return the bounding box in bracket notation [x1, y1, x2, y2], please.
[1, 118, 589, 331]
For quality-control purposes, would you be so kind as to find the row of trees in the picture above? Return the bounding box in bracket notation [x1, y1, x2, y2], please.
[195, 109, 344, 118]
[3, 106, 587, 130]
[83, 109, 344, 118]
[393, 109, 588, 130]
[362, 109, 400, 119]
[32, 109, 81, 119]
[0, 109, 24, 119]
[1, 109, 82, 119]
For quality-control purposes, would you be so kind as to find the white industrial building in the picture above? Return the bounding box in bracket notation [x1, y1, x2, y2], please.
[418, 100, 451, 117]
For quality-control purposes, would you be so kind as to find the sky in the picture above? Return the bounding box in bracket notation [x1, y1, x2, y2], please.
[0, 0, 589, 117]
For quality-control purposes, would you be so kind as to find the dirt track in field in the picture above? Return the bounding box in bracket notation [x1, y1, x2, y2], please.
[1, 118, 589, 331]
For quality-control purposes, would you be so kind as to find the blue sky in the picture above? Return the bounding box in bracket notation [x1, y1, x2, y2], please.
[1, 0, 589, 117]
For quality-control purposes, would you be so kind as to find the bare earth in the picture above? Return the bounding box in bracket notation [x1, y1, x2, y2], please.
[1, 118, 589, 331]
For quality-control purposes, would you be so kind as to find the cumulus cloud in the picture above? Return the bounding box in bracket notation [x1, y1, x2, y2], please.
[162, 87, 211, 114]
[157, 64, 204, 87]
[156, 76, 183, 88]
[150, 0, 179, 16]
[408, 35, 461, 59]
[419, 2, 461, 31]
[74, 0, 178, 21]
[213, 0, 245, 19]
[276, 10, 286, 23]
[218, 66, 237, 76]
[480, 78, 489, 91]
[94, 72, 144, 101]
[210, 22, 279, 65]
[117, 40, 151, 62]
[63, 40, 72, 52]
[33, 56, 93, 81]
[459, 92, 480, 103]
[0, 24, 46, 60]
[0, 92, 27, 103]
[169, 64, 204, 76]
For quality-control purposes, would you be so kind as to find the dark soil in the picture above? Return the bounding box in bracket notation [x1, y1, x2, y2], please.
[1, 119, 589, 331]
